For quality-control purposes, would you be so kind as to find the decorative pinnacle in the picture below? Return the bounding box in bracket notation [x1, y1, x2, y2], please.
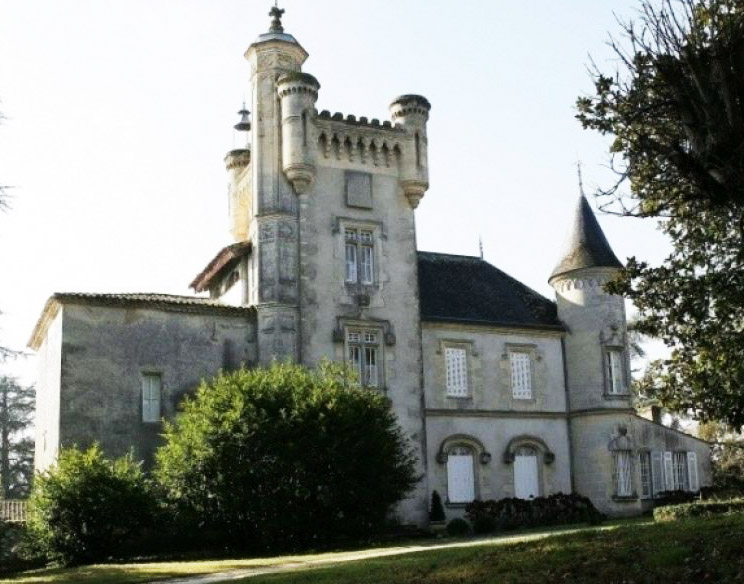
[269, 3, 285, 33]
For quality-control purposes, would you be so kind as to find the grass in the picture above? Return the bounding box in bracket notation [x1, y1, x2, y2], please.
[3, 514, 744, 583]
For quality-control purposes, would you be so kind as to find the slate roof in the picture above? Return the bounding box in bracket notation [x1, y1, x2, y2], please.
[417, 252, 562, 330]
[550, 195, 623, 280]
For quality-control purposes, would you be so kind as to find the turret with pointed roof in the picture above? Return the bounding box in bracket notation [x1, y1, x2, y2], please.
[549, 195, 623, 282]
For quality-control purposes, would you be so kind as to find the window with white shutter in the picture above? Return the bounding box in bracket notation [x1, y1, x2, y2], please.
[639, 451, 653, 499]
[672, 451, 690, 491]
[663, 451, 675, 491]
[510, 351, 533, 399]
[687, 451, 699, 492]
[651, 451, 665, 496]
[141, 373, 162, 423]
[613, 450, 633, 497]
[444, 347, 468, 397]
[446, 446, 475, 503]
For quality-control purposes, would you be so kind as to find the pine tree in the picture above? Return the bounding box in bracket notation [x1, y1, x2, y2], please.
[0, 376, 35, 498]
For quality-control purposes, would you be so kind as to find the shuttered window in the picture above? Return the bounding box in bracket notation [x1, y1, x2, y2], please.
[444, 347, 468, 397]
[514, 446, 540, 499]
[141, 373, 161, 423]
[639, 451, 652, 499]
[606, 350, 625, 394]
[651, 451, 665, 496]
[446, 447, 475, 503]
[687, 451, 699, 492]
[672, 451, 690, 491]
[613, 450, 633, 497]
[510, 352, 533, 399]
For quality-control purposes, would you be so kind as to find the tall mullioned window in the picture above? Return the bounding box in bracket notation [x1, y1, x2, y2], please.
[510, 351, 533, 399]
[347, 329, 380, 388]
[344, 228, 374, 285]
[444, 347, 468, 397]
[605, 349, 625, 394]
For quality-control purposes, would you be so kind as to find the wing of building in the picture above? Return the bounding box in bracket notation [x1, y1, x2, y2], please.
[28, 7, 711, 524]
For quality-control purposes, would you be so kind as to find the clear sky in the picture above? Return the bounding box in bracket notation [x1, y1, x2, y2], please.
[0, 0, 668, 385]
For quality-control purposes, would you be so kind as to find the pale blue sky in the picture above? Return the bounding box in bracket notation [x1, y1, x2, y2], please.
[0, 0, 666, 384]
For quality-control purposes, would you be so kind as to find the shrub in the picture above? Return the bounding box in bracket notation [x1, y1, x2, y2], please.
[465, 493, 603, 533]
[653, 490, 699, 507]
[25, 445, 154, 565]
[654, 498, 744, 521]
[154, 362, 419, 551]
[446, 518, 470, 537]
[429, 490, 445, 522]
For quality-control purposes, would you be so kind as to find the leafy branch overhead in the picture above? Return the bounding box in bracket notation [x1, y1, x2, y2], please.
[578, 0, 744, 429]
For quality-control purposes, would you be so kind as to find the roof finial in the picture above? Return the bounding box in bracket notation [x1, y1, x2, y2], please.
[577, 160, 585, 197]
[479, 236, 484, 260]
[269, 3, 285, 33]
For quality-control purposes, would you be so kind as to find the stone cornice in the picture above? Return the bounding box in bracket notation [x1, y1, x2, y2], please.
[426, 408, 567, 419]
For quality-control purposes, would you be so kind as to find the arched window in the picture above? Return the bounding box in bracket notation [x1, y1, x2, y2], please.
[446, 446, 475, 504]
[513, 445, 540, 499]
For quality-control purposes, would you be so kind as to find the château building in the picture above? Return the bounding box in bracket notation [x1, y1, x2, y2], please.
[29, 7, 711, 524]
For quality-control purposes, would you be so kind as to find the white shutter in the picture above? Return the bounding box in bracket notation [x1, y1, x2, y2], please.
[510, 352, 533, 399]
[651, 451, 664, 496]
[447, 453, 475, 503]
[445, 348, 468, 397]
[514, 454, 539, 499]
[142, 374, 161, 423]
[663, 451, 674, 491]
[687, 451, 699, 492]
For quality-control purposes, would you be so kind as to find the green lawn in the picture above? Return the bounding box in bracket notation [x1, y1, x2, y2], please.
[4, 514, 744, 584]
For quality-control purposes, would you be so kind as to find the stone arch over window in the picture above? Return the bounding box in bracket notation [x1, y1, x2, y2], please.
[436, 435, 490, 505]
[503, 435, 555, 465]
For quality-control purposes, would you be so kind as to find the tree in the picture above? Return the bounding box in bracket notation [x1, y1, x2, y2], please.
[577, 0, 744, 429]
[698, 421, 744, 492]
[26, 445, 154, 565]
[154, 362, 419, 551]
[0, 376, 34, 498]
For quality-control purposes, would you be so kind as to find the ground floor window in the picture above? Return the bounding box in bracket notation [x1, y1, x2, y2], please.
[513, 445, 540, 499]
[613, 450, 633, 497]
[446, 446, 475, 504]
[639, 451, 652, 499]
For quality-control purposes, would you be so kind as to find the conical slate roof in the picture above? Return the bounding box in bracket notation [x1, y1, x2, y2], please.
[549, 195, 623, 280]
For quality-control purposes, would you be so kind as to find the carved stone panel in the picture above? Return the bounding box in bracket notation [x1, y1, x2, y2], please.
[345, 171, 373, 209]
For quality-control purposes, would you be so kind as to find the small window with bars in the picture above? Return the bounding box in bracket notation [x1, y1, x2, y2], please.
[141, 373, 162, 423]
[605, 349, 626, 395]
[344, 227, 375, 285]
[347, 328, 381, 388]
[510, 351, 533, 399]
[444, 347, 468, 397]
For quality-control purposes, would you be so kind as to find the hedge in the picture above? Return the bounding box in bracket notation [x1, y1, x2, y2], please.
[465, 493, 603, 534]
[654, 498, 744, 521]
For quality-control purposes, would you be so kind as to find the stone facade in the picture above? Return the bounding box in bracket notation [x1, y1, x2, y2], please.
[29, 8, 711, 525]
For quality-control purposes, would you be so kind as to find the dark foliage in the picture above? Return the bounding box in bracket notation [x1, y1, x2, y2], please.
[445, 518, 470, 537]
[654, 497, 744, 520]
[465, 493, 604, 533]
[25, 445, 155, 565]
[0, 376, 34, 498]
[429, 490, 446, 522]
[154, 362, 419, 552]
[577, 0, 744, 429]
[653, 490, 699, 507]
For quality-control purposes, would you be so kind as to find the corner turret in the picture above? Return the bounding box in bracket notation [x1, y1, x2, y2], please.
[389, 95, 431, 208]
[549, 194, 630, 412]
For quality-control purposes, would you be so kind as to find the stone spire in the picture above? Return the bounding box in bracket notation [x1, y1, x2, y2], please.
[549, 195, 623, 281]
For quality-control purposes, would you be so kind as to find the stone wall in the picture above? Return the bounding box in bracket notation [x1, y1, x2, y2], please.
[53, 304, 256, 468]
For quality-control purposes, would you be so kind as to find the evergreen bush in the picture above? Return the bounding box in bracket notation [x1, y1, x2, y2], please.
[25, 445, 154, 565]
[445, 518, 470, 537]
[429, 490, 445, 522]
[154, 362, 418, 551]
[653, 498, 744, 521]
[465, 493, 603, 533]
